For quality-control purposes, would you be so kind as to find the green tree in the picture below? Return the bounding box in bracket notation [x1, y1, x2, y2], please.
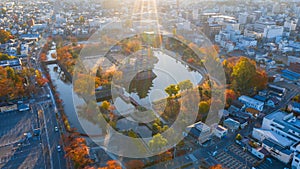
[178, 80, 193, 91]
[231, 57, 256, 94]
[235, 133, 243, 141]
[148, 133, 168, 152]
[165, 84, 180, 97]
[0, 30, 11, 44]
[198, 101, 210, 114]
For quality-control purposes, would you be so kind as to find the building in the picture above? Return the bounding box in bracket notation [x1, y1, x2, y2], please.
[288, 56, 300, 66]
[262, 138, 293, 164]
[238, 13, 249, 24]
[184, 121, 212, 144]
[292, 153, 300, 169]
[238, 95, 264, 111]
[213, 125, 228, 139]
[281, 69, 300, 82]
[288, 102, 300, 114]
[223, 118, 240, 131]
[0, 59, 22, 70]
[262, 111, 300, 142]
[263, 26, 284, 39]
[252, 128, 294, 147]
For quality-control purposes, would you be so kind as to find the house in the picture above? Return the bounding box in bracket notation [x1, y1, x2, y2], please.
[228, 100, 244, 113]
[238, 95, 264, 111]
[245, 108, 260, 118]
[223, 118, 240, 131]
[251, 146, 270, 160]
[266, 97, 280, 108]
[292, 153, 300, 169]
[213, 125, 228, 139]
[262, 138, 293, 164]
[253, 95, 267, 103]
[0, 59, 22, 70]
[288, 102, 300, 114]
[184, 121, 212, 145]
[231, 117, 248, 129]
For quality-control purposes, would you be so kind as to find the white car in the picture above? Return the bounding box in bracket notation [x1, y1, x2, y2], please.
[57, 145, 61, 152]
[54, 126, 58, 132]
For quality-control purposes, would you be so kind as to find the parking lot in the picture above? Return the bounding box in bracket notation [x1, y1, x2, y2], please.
[212, 144, 260, 169]
[0, 110, 45, 169]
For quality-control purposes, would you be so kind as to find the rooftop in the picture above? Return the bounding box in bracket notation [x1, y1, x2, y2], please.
[265, 111, 300, 141]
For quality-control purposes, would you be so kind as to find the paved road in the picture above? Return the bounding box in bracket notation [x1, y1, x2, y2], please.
[28, 37, 67, 169]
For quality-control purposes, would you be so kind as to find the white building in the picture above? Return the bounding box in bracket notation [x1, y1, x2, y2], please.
[292, 153, 300, 169]
[262, 111, 300, 142]
[263, 26, 284, 39]
[238, 95, 264, 111]
[213, 125, 228, 139]
[238, 13, 248, 24]
[284, 20, 298, 31]
[262, 138, 293, 164]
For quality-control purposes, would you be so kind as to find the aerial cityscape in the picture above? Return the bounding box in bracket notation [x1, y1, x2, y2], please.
[0, 0, 300, 169]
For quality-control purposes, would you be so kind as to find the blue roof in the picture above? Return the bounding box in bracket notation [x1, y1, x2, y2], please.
[282, 69, 300, 79]
[254, 95, 267, 102]
[291, 102, 300, 108]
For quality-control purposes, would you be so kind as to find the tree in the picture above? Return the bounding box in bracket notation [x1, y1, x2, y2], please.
[125, 160, 144, 169]
[231, 57, 256, 95]
[165, 84, 180, 97]
[210, 164, 224, 169]
[0, 30, 11, 44]
[63, 135, 93, 168]
[0, 53, 15, 60]
[148, 133, 168, 152]
[101, 100, 110, 110]
[225, 89, 237, 107]
[198, 101, 210, 114]
[235, 133, 243, 141]
[79, 16, 85, 24]
[99, 160, 122, 169]
[178, 80, 193, 91]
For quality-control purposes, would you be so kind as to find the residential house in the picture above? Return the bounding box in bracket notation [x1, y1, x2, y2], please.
[238, 95, 264, 111]
[184, 121, 212, 145]
[213, 125, 228, 139]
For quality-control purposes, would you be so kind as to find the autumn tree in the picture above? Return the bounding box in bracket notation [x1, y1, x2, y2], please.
[125, 160, 144, 169]
[0, 30, 11, 44]
[79, 16, 85, 24]
[101, 100, 111, 110]
[198, 101, 210, 114]
[225, 89, 237, 107]
[210, 164, 224, 169]
[178, 80, 193, 91]
[148, 133, 168, 152]
[231, 57, 256, 95]
[165, 84, 180, 97]
[0, 53, 15, 60]
[99, 160, 122, 169]
[63, 134, 93, 169]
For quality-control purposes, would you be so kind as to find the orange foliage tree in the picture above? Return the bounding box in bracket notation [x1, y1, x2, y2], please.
[99, 160, 122, 169]
[63, 133, 93, 169]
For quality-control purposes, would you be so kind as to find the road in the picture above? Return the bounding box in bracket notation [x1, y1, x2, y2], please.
[27, 33, 67, 169]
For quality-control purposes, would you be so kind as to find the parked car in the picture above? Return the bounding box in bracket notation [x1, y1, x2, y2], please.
[54, 126, 58, 132]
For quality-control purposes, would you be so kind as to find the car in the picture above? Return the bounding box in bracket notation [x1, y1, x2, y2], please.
[46, 94, 51, 98]
[57, 145, 61, 152]
[54, 126, 58, 132]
